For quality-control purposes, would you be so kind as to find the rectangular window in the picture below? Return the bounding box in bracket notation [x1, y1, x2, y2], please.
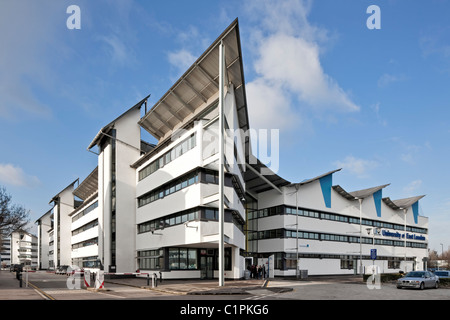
[138, 133, 197, 181]
[188, 249, 197, 269]
[205, 209, 217, 220]
[169, 248, 179, 270]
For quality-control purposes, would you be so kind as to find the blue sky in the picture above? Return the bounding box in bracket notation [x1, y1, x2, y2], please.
[0, 0, 449, 252]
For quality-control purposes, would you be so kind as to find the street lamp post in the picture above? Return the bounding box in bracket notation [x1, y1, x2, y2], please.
[358, 198, 363, 276]
[295, 185, 300, 279]
[403, 208, 407, 272]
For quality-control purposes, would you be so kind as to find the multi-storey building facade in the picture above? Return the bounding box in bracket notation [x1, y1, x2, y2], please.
[0, 236, 11, 268]
[35, 19, 429, 278]
[9, 230, 38, 269]
[247, 169, 428, 276]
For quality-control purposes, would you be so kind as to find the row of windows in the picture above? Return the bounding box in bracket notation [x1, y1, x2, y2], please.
[137, 207, 245, 234]
[137, 170, 199, 207]
[250, 205, 428, 234]
[264, 252, 416, 270]
[168, 248, 198, 270]
[72, 256, 101, 269]
[71, 237, 98, 250]
[248, 228, 371, 244]
[138, 208, 200, 233]
[138, 250, 164, 270]
[72, 201, 98, 223]
[138, 247, 232, 271]
[138, 134, 197, 181]
[137, 168, 237, 208]
[72, 219, 98, 236]
[248, 228, 427, 249]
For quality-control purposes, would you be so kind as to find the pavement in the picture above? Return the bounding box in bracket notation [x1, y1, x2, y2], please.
[1, 270, 367, 299]
[104, 276, 294, 295]
[0, 270, 45, 300]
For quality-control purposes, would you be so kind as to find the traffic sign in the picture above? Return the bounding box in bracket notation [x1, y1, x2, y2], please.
[370, 249, 377, 260]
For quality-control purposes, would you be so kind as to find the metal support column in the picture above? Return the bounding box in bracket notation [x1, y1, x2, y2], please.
[218, 40, 225, 287]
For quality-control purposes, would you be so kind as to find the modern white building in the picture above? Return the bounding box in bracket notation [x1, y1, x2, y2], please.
[34, 19, 429, 279]
[246, 168, 428, 276]
[71, 167, 100, 269]
[9, 230, 38, 269]
[0, 236, 11, 268]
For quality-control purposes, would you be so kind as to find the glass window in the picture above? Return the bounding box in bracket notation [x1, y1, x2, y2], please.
[169, 248, 179, 270]
[179, 248, 187, 269]
[188, 249, 197, 269]
[205, 209, 217, 220]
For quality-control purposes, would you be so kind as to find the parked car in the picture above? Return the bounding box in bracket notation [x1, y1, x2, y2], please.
[397, 271, 439, 290]
[434, 270, 450, 279]
[56, 265, 69, 275]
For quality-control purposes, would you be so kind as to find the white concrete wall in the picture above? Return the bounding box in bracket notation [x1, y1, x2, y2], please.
[114, 107, 141, 273]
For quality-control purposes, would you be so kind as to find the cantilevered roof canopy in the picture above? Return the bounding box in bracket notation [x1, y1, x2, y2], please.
[287, 169, 342, 189]
[139, 19, 249, 144]
[383, 195, 426, 210]
[49, 179, 78, 205]
[244, 158, 290, 194]
[333, 184, 390, 201]
[73, 167, 98, 201]
[87, 95, 150, 150]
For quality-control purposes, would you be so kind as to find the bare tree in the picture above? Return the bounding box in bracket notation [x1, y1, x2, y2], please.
[0, 186, 30, 242]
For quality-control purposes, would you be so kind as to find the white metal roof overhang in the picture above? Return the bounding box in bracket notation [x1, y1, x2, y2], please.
[73, 167, 98, 200]
[49, 178, 79, 205]
[285, 169, 342, 192]
[333, 184, 390, 201]
[382, 195, 425, 210]
[244, 158, 291, 194]
[138, 19, 249, 145]
[87, 95, 150, 150]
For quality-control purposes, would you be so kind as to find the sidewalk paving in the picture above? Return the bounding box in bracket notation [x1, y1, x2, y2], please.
[105, 276, 292, 295]
[0, 270, 44, 300]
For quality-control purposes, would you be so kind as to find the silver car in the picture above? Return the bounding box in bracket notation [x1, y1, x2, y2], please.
[434, 270, 450, 279]
[397, 271, 439, 290]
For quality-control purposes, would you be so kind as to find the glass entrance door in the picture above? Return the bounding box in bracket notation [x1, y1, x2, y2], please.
[200, 256, 214, 279]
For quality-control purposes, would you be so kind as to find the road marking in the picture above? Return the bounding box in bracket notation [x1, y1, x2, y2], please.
[27, 282, 56, 300]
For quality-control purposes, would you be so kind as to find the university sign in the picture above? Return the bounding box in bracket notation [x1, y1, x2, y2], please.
[381, 230, 426, 241]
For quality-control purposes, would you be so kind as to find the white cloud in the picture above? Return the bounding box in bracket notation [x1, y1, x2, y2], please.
[377, 73, 406, 87]
[244, 0, 359, 131]
[403, 180, 423, 196]
[166, 24, 211, 81]
[371, 102, 387, 126]
[333, 156, 379, 178]
[246, 79, 300, 130]
[98, 34, 136, 66]
[0, 163, 40, 188]
[167, 49, 197, 77]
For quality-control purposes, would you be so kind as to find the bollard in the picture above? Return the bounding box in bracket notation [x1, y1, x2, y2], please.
[147, 273, 150, 286]
[18, 273, 22, 288]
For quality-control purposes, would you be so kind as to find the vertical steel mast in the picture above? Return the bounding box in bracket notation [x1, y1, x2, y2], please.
[218, 40, 225, 287]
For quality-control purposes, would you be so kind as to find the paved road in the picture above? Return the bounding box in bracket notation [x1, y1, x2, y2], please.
[264, 279, 450, 300]
[2, 271, 449, 301]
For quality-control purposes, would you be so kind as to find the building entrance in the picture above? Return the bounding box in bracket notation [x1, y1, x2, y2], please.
[200, 256, 214, 279]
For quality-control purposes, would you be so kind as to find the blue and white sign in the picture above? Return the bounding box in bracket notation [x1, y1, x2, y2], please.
[370, 249, 377, 260]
